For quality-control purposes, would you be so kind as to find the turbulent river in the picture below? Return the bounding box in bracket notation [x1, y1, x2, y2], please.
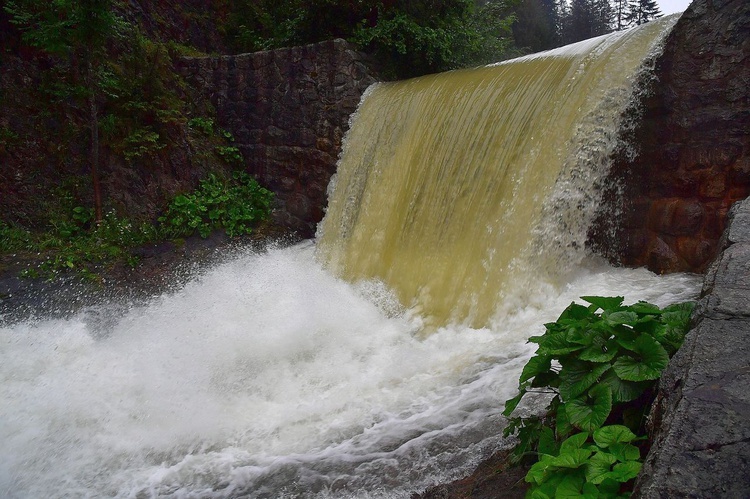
[0, 243, 698, 498]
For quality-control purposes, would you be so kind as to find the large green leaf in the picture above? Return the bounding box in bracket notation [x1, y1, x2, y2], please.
[529, 486, 553, 499]
[608, 442, 641, 462]
[520, 355, 552, 383]
[559, 431, 590, 453]
[581, 296, 624, 312]
[565, 385, 612, 431]
[578, 337, 619, 363]
[598, 478, 622, 495]
[628, 301, 662, 315]
[633, 315, 662, 335]
[556, 399, 574, 438]
[526, 460, 549, 485]
[538, 426, 558, 456]
[662, 301, 694, 326]
[559, 362, 611, 400]
[612, 334, 669, 381]
[554, 471, 587, 498]
[604, 310, 639, 327]
[535, 332, 587, 357]
[609, 461, 642, 482]
[584, 451, 617, 484]
[593, 425, 637, 447]
[550, 448, 593, 469]
[566, 325, 596, 346]
[558, 302, 594, 321]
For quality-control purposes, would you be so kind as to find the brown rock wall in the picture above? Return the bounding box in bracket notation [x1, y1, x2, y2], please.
[178, 39, 378, 237]
[590, 0, 750, 274]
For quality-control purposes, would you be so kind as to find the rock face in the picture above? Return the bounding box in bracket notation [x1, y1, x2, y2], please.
[633, 197, 750, 498]
[178, 40, 377, 236]
[590, 0, 750, 274]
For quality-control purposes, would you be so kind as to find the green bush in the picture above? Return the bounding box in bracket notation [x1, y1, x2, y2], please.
[503, 296, 694, 497]
[0, 221, 33, 252]
[159, 171, 273, 238]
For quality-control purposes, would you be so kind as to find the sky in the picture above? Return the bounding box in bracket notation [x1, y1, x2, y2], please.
[658, 0, 693, 15]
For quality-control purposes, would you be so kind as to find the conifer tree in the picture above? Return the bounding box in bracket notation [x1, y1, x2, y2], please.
[612, 0, 630, 30]
[626, 0, 662, 25]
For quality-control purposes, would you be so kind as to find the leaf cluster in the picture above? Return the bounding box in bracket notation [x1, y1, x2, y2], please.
[526, 425, 643, 498]
[18, 208, 159, 279]
[159, 171, 273, 239]
[502, 296, 694, 497]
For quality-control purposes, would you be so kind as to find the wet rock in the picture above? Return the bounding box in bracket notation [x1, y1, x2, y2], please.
[634, 197, 750, 498]
[589, 0, 750, 274]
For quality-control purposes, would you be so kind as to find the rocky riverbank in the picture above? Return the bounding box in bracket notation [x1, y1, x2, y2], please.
[0, 224, 299, 325]
[415, 196, 750, 498]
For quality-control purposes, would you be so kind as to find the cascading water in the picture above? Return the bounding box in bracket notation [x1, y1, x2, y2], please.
[1, 16, 698, 499]
[317, 17, 681, 329]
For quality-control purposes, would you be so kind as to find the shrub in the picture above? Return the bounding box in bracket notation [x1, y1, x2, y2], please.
[503, 296, 694, 497]
[159, 171, 273, 238]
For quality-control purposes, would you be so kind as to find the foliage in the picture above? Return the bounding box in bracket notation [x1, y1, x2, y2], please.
[5, 0, 121, 221]
[625, 0, 662, 26]
[4, 0, 117, 58]
[502, 296, 694, 497]
[525, 425, 644, 498]
[227, 0, 519, 78]
[14, 208, 158, 279]
[2, 170, 270, 278]
[0, 221, 33, 253]
[159, 171, 273, 239]
[3, 1, 228, 224]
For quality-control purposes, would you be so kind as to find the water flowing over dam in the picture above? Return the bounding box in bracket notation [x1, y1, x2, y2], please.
[1, 17, 700, 499]
[317, 17, 681, 329]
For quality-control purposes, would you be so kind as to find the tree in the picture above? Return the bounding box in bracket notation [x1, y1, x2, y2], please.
[513, 0, 561, 52]
[626, 0, 662, 25]
[4, 0, 118, 222]
[563, 0, 614, 44]
[228, 0, 520, 78]
[612, 0, 630, 30]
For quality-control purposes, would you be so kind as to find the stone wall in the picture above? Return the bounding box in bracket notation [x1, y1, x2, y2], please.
[590, 0, 750, 274]
[178, 39, 378, 237]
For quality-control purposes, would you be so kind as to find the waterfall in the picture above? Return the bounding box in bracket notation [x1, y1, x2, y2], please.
[317, 17, 679, 328]
[0, 17, 699, 499]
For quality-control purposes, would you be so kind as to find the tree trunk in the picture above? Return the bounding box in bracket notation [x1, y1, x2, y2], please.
[87, 58, 103, 223]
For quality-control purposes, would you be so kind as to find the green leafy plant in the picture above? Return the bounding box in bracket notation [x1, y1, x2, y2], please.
[526, 425, 644, 498]
[159, 171, 273, 238]
[0, 221, 33, 252]
[188, 117, 215, 136]
[10, 207, 159, 278]
[502, 296, 694, 497]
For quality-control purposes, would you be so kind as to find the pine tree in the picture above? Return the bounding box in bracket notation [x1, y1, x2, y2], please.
[564, 0, 614, 44]
[612, 0, 629, 30]
[626, 0, 662, 25]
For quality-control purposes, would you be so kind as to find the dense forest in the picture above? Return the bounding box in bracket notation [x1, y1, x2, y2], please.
[0, 0, 662, 276]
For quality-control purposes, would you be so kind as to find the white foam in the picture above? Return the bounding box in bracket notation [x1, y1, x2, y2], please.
[0, 243, 698, 498]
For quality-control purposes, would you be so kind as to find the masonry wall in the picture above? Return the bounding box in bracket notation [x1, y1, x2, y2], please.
[179, 39, 378, 237]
